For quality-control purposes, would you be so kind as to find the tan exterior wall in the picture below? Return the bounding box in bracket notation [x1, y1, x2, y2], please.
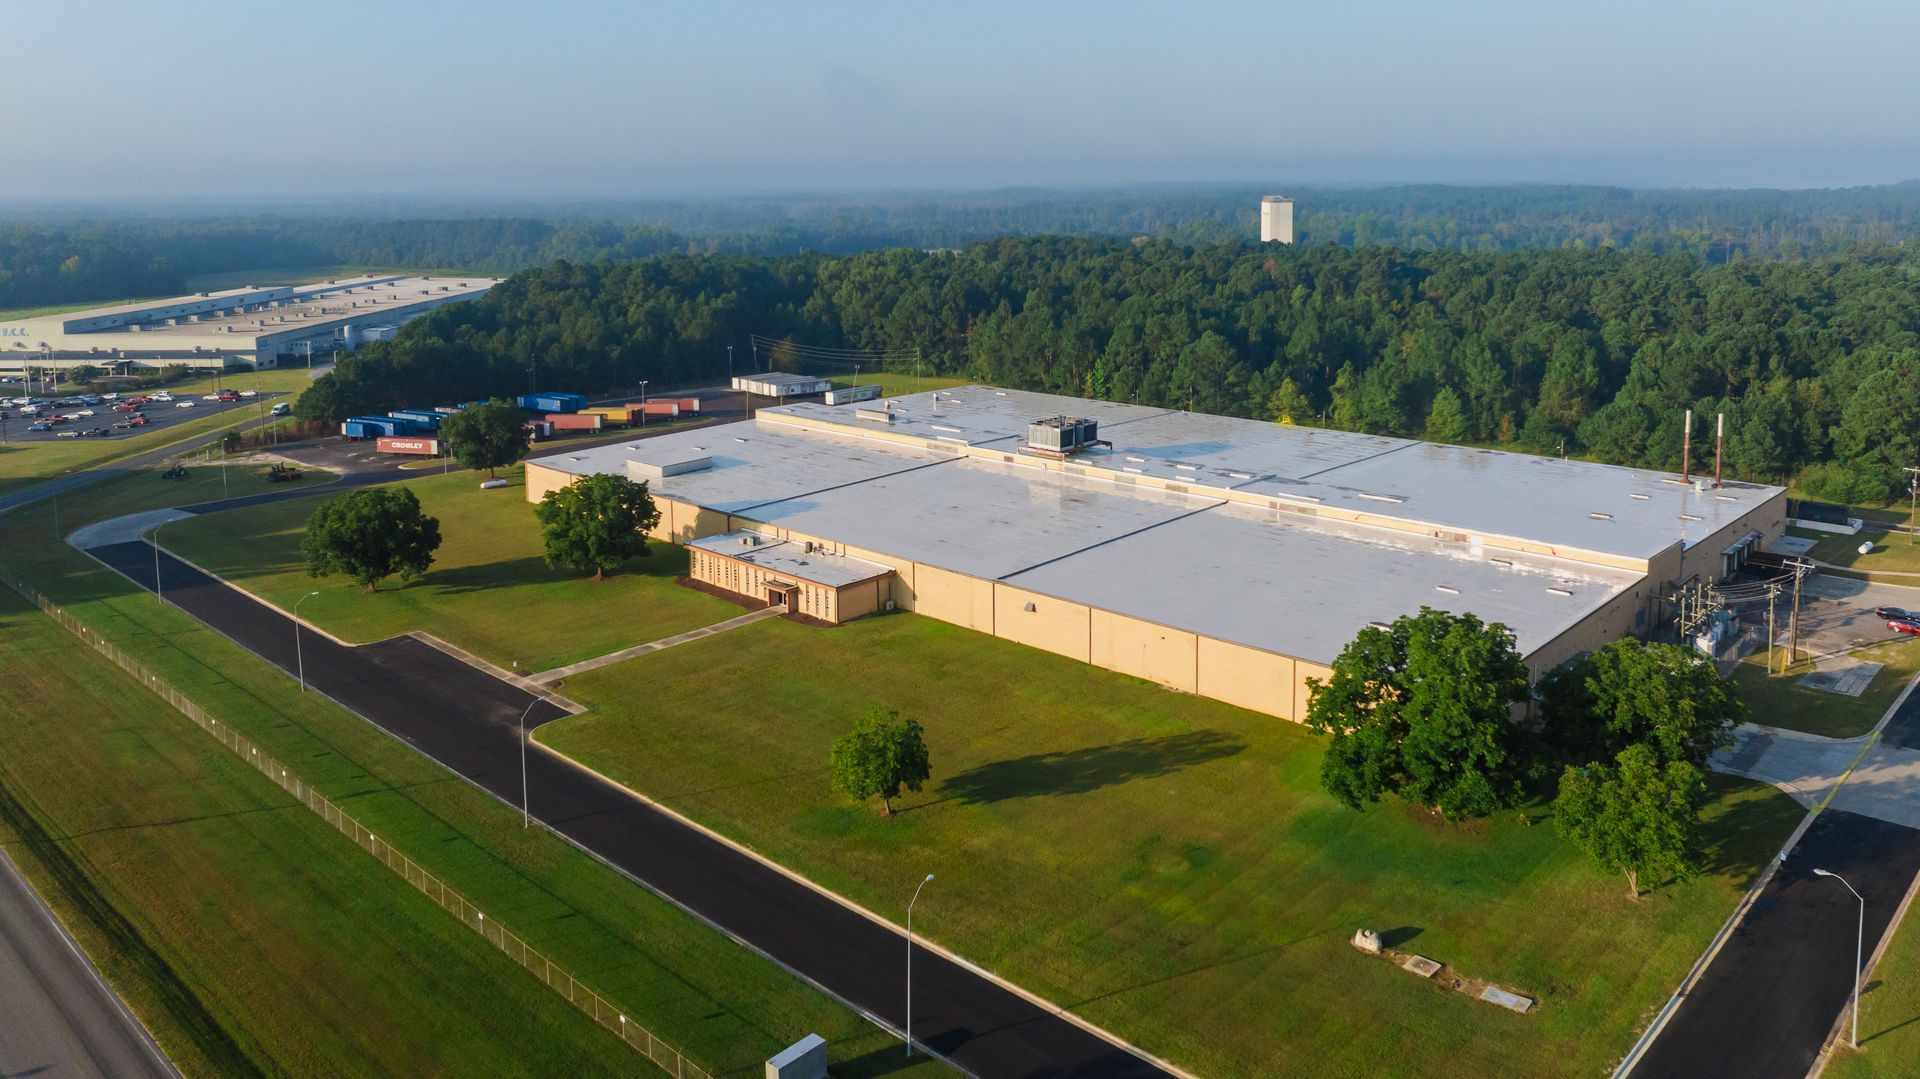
[1090, 609, 1199, 693]
[908, 564, 995, 632]
[523, 462, 574, 504]
[1680, 489, 1790, 583]
[1293, 662, 1332, 720]
[1197, 636, 1297, 719]
[992, 585, 1092, 664]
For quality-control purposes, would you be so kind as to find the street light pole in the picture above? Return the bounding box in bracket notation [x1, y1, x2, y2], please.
[727, 344, 734, 380]
[1813, 867, 1865, 1050]
[638, 380, 649, 427]
[906, 873, 935, 1057]
[294, 591, 320, 692]
[518, 696, 545, 828]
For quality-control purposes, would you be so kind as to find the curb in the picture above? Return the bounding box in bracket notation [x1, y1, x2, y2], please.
[525, 733, 1199, 1079]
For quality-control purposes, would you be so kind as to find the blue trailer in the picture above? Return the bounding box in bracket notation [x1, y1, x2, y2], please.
[516, 392, 587, 414]
[390, 409, 443, 428]
[347, 415, 409, 437]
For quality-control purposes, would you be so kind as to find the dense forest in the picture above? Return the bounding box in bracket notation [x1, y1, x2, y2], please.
[13, 181, 1920, 310]
[299, 238, 1920, 502]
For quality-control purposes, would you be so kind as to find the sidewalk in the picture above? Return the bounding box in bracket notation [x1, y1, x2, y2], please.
[531, 608, 779, 683]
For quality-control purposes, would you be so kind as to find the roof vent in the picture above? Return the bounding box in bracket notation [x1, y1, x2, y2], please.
[1546, 586, 1574, 597]
[1589, 512, 1613, 521]
[1366, 621, 1393, 630]
[1358, 492, 1406, 504]
[1435, 585, 1460, 595]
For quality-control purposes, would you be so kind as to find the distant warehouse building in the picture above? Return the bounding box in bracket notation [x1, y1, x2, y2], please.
[0, 274, 500, 374]
[525, 386, 1786, 722]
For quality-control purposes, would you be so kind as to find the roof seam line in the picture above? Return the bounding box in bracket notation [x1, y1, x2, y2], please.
[997, 499, 1228, 582]
[1294, 439, 1420, 481]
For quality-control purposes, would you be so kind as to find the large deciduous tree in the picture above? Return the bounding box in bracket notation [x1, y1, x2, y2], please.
[1539, 638, 1744, 769]
[1555, 744, 1706, 900]
[439, 400, 529, 478]
[1304, 607, 1532, 818]
[829, 709, 932, 816]
[301, 487, 441, 592]
[534, 473, 660, 580]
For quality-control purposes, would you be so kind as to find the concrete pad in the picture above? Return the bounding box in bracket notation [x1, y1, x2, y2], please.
[1712, 724, 1866, 808]
[66, 508, 195, 551]
[1797, 658, 1882, 697]
[1400, 955, 1441, 978]
[1480, 986, 1534, 1014]
[1831, 744, 1920, 830]
[1770, 535, 1817, 555]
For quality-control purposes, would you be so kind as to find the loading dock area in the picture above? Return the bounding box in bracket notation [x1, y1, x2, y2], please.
[526, 385, 1789, 720]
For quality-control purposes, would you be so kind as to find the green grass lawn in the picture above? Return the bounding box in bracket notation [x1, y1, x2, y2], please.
[1826, 901, 1920, 1077]
[1730, 637, 1920, 739]
[0, 468, 947, 1079]
[0, 368, 319, 498]
[163, 466, 741, 673]
[536, 613, 1804, 1078]
[0, 589, 645, 1076]
[1796, 527, 1920, 575]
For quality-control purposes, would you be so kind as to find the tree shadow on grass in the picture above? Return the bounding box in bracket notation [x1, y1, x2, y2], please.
[1698, 779, 1808, 887]
[426, 556, 557, 594]
[938, 730, 1244, 806]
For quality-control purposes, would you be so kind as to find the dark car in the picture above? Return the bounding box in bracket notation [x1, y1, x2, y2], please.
[1876, 607, 1917, 622]
[26, 422, 51, 432]
[1890, 618, 1920, 637]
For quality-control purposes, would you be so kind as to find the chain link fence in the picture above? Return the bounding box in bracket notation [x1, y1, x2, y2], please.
[0, 566, 715, 1079]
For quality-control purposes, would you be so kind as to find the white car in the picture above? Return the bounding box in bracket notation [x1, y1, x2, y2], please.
[17, 405, 39, 415]
[238, 389, 258, 398]
[150, 393, 174, 402]
[9, 397, 31, 406]
[75, 408, 95, 417]
[175, 401, 197, 409]
[101, 392, 119, 400]
[202, 393, 223, 401]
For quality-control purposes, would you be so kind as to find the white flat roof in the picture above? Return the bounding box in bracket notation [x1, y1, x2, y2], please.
[689, 532, 892, 588]
[764, 386, 1783, 561]
[535, 405, 1673, 664]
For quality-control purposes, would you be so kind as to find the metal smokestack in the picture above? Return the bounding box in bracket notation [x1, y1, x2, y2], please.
[1714, 412, 1724, 488]
[1682, 409, 1692, 482]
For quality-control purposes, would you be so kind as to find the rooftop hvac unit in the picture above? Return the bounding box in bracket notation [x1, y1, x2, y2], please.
[1022, 416, 1106, 457]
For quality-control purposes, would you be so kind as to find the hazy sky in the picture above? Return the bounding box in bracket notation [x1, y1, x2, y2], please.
[5, 0, 1918, 199]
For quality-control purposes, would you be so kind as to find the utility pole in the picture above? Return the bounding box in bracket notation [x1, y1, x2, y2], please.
[1789, 560, 1805, 672]
[1906, 466, 1920, 546]
[1766, 581, 1779, 675]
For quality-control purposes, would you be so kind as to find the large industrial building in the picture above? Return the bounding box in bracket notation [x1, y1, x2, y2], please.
[0, 274, 499, 373]
[525, 386, 1786, 721]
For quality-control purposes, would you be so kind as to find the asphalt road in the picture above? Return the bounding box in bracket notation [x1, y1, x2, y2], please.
[0, 409, 282, 517]
[0, 848, 178, 1079]
[87, 537, 1167, 1079]
[1631, 806, 1920, 1078]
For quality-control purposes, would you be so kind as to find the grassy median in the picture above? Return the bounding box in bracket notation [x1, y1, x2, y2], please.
[0, 589, 643, 1076]
[0, 470, 946, 1078]
[1730, 637, 1920, 739]
[537, 613, 1804, 1078]
[163, 467, 742, 673]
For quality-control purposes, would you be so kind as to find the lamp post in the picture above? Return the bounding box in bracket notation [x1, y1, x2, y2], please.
[726, 344, 734, 380]
[518, 696, 545, 828]
[1812, 868, 1865, 1050]
[638, 380, 649, 426]
[294, 591, 320, 692]
[906, 873, 935, 1057]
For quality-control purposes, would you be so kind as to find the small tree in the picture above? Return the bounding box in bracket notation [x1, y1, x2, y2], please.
[830, 709, 931, 816]
[1555, 743, 1705, 899]
[1540, 638, 1744, 769]
[301, 487, 442, 592]
[440, 400, 529, 478]
[1304, 607, 1532, 818]
[534, 473, 660, 580]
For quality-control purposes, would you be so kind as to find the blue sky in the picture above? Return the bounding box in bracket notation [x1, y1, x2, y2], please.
[5, 0, 1917, 198]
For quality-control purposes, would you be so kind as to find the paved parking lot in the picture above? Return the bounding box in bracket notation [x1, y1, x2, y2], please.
[0, 390, 288, 445]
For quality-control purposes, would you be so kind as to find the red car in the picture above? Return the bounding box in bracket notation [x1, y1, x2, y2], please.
[113, 402, 139, 411]
[1890, 618, 1920, 637]
[128, 414, 148, 426]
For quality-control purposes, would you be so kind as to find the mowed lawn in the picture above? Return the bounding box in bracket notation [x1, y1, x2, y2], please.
[0, 589, 636, 1076]
[539, 613, 1805, 1078]
[1827, 908, 1920, 1078]
[1730, 636, 1920, 738]
[0, 470, 950, 1079]
[164, 467, 741, 673]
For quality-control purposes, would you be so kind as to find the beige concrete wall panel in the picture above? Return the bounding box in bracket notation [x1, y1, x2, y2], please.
[1196, 636, 1296, 720]
[1091, 609, 1198, 692]
[991, 585, 1092, 663]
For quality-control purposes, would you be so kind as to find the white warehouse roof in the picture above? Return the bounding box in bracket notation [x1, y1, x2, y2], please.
[535, 385, 1784, 666]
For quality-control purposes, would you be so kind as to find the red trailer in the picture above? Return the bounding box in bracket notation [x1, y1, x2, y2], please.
[662, 397, 701, 413]
[637, 401, 680, 418]
[376, 436, 440, 456]
[545, 412, 603, 431]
